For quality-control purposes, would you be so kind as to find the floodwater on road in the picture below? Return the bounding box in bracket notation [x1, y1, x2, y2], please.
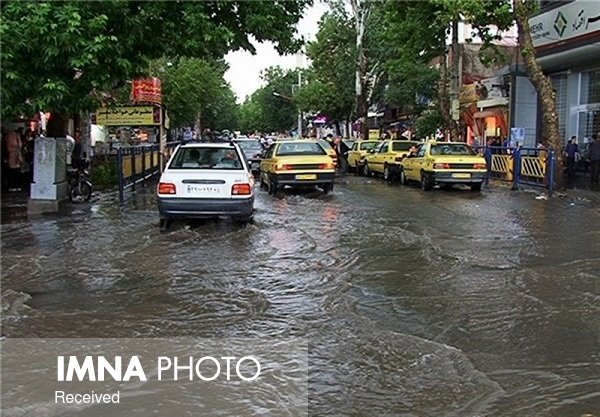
[1, 176, 599, 416]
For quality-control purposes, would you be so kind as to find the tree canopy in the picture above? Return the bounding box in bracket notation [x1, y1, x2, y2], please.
[0, 0, 311, 120]
[239, 67, 300, 134]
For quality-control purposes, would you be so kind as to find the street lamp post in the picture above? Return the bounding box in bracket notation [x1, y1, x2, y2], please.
[272, 89, 302, 138]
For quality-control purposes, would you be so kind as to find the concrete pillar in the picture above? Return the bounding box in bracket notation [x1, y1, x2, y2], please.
[28, 137, 68, 214]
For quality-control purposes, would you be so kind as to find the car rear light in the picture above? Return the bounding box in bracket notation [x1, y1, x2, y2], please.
[278, 164, 294, 170]
[473, 163, 487, 169]
[434, 163, 450, 169]
[232, 183, 252, 195]
[319, 162, 334, 169]
[157, 182, 176, 194]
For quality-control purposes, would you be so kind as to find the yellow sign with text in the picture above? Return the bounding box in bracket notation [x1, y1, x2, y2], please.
[95, 106, 159, 126]
[459, 84, 477, 104]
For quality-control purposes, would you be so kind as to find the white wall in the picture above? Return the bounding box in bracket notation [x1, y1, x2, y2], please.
[513, 76, 538, 148]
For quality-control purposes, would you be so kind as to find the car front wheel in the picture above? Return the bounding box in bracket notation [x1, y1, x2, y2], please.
[363, 163, 371, 177]
[383, 165, 392, 181]
[400, 169, 409, 185]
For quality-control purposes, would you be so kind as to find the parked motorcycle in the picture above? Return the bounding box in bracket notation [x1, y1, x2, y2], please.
[68, 160, 93, 203]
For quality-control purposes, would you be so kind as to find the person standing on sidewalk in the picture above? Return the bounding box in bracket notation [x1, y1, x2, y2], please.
[565, 136, 579, 188]
[5, 131, 22, 191]
[589, 134, 600, 188]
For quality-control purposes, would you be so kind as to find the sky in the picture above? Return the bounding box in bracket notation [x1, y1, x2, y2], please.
[224, 1, 329, 103]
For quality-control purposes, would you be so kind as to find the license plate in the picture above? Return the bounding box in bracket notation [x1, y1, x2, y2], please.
[452, 173, 471, 179]
[295, 174, 317, 180]
[185, 184, 221, 194]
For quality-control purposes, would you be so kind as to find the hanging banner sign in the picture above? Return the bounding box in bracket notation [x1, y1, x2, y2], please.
[95, 106, 161, 126]
[132, 78, 162, 104]
[459, 84, 477, 104]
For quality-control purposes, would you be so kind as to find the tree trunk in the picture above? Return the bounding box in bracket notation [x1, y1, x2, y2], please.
[334, 120, 341, 137]
[351, 0, 371, 141]
[194, 109, 202, 138]
[514, 0, 564, 189]
[451, 19, 461, 140]
[438, 51, 459, 141]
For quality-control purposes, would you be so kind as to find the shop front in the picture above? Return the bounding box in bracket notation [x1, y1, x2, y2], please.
[460, 77, 509, 146]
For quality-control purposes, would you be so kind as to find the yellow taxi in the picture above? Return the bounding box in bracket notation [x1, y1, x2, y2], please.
[361, 140, 419, 180]
[316, 139, 338, 168]
[346, 140, 379, 172]
[400, 141, 487, 191]
[259, 140, 336, 194]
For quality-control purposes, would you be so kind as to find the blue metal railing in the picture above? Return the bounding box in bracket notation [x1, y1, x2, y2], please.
[116, 141, 180, 204]
[476, 146, 556, 195]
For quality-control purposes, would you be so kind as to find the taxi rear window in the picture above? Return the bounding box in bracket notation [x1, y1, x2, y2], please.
[277, 142, 326, 156]
[430, 144, 476, 156]
[169, 147, 243, 170]
[392, 142, 416, 151]
[360, 142, 378, 151]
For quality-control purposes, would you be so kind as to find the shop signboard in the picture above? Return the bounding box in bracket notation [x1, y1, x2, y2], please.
[459, 84, 477, 104]
[368, 129, 380, 140]
[95, 106, 161, 126]
[529, 1, 600, 48]
[132, 78, 162, 104]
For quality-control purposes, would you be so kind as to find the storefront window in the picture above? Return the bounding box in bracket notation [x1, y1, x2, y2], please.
[580, 69, 600, 105]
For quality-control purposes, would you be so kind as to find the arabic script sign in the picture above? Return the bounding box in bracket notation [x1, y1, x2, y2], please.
[529, 1, 600, 48]
[95, 106, 161, 126]
[132, 78, 162, 104]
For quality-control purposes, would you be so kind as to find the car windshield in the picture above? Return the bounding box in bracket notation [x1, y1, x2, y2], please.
[237, 141, 262, 155]
[318, 140, 334, 151]
[392, 142, 417, 151]
[169, 147, 243, 170]
[277, 142, 327, 156]
[430, 144, 476, 156]
[360, 142, 378, 151]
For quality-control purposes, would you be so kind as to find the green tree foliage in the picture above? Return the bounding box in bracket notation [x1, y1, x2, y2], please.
[238, 67, 299, 134]
[148, 58, 224, 129]
[0, 0, 310, 120]
[378, 0, 513, 137]
[296, 11, 355, 126]
[203, 85, 240, 131]
[239, 95, 267, 134]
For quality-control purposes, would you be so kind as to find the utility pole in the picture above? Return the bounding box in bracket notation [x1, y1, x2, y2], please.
[297, 70, 302, 138]
[451, 18, 461, 139]
[296, 53, 304, 138]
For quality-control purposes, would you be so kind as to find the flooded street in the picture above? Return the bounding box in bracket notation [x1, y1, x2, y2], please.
[2, 176, 599, 416]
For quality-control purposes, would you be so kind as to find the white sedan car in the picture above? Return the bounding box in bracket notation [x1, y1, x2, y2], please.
[157, 142, 254, 228]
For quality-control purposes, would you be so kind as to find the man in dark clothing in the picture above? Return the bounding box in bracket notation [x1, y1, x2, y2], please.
[589, 134, 600, 188]
[565, 136, 579, 187]
[72, 130, 84, 168]
[333, 137, 349, 172]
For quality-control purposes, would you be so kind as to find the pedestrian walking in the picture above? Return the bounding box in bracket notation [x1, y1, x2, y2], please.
[565, 136, 579, 187]
[589, 134, 600, 188]
[333, 137, 349, 172]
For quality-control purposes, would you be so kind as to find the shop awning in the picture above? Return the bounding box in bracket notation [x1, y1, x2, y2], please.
[474, 110, 502, 118]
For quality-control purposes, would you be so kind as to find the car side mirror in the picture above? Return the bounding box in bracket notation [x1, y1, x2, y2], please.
[369, 149, 376, 154]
